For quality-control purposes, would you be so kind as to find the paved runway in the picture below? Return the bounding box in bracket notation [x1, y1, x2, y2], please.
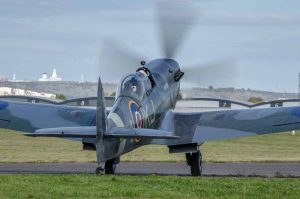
[1, 162, 300, 177]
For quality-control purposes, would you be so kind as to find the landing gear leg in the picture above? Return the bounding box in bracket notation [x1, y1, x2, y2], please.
[186, 150, 202, 176]
[104, 158, 117, 175]
[95, 157, 119, 175]
[185, 153, 192, 166]
[95, 163, 105, 175]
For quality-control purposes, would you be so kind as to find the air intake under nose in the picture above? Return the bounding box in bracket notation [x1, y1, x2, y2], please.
[174, 70, 184, 82]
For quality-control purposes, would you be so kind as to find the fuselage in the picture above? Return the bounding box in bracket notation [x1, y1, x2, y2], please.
[102, 58, 183, 160]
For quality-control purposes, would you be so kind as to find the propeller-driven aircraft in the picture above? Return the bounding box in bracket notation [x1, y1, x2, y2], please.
[1, 1, 300, 176]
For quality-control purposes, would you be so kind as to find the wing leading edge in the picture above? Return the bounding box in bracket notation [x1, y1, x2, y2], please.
[156, 106, 300, 145]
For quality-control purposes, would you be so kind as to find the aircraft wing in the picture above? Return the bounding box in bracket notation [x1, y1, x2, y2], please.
[155, 106, 300, 145]
[0, 100, 96, 133]
[0, 100, 177, 140]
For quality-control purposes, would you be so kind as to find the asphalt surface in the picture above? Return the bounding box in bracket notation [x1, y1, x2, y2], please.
[1, 162, 300, 177]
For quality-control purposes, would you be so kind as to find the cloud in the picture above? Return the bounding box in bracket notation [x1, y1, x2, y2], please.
[199, 11, 300, 25]
[0, 0, 299, 92]
[1, 0, 299, 26]
[0, 0, 151, 19]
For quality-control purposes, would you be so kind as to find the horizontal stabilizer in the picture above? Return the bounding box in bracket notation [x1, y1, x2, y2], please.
[105, 127, 179, 139]
[26, 127, 179, 140]
[26, 127, 96, 138]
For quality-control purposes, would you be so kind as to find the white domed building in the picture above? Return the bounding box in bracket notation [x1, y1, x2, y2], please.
[38, 73, 48, 82]
[38, 69, 62, 82]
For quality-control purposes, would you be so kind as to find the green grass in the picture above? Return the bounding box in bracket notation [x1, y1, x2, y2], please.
[1, 129, 300, 163]
[0, 175, 300, 199]
[0, 129, 96, 163]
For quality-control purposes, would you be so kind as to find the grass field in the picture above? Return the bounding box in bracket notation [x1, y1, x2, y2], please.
[1, 129, 300, 163]
[0, 175, 300, 198]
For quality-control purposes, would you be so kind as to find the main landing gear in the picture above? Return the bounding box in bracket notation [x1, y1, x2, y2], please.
[95, 157, 119, 175]
[185, 150, 202, 176]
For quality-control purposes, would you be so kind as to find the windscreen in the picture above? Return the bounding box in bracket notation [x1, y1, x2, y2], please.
[116, 72, 151, 101]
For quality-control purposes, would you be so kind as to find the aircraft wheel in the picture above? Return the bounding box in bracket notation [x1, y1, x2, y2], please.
[95, 167, 104, 175]
[185, 153, 192, 166]
[105, 159, 116, 175]
[190, 151, 202, 176]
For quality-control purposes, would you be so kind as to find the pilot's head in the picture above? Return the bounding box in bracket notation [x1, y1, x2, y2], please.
[127, 77, 141, 94]
[131, 85, 137, 92]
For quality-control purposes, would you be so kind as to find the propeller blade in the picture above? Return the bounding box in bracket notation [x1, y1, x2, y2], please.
[156, 0, 199, 58]
[183, 60, 240, 88]
[98, 38, 147, 82]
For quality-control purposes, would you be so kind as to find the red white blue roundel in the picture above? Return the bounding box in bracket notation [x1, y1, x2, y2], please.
[135, 111, 142, 128]
[128, 100, 143, 128]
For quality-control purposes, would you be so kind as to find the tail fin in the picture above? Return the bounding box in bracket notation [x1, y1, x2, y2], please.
[96, 77, 108, 163]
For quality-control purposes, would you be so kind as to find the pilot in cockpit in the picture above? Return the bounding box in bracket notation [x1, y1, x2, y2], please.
[117, 70, 153, 101]
[121, 74, 145, 100]
[127, 76, 141, 94]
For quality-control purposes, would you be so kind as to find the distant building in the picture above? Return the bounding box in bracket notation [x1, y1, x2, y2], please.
[49, 69, 62, 81]
[79, 74, 85, 83]
[39, 73, 48, 81]
[0, 87, 56, 99]
[9, 73, 24, 82]
[38, 69, 62, 82]
[0, 76, 9, 82]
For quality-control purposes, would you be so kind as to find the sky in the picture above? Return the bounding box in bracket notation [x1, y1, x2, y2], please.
[0, 0, 300, 92]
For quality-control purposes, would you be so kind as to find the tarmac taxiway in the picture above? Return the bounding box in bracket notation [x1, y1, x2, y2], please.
[1, 162, 299, 177]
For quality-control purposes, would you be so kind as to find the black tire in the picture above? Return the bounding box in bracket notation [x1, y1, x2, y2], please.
[185, 153, 192, 166]
[95, 167, 104, 175]
[105, 159, 116, 175]
[190, 151, 202, 176]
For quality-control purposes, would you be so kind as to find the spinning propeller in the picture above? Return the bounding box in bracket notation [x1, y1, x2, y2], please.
[99, 0, 239, 88]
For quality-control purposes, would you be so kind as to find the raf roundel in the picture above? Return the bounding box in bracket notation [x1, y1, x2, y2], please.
[135, 111, 143, 128]
[128, 100, 143, 128]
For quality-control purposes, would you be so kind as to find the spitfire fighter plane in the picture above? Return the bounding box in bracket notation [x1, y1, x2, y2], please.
[1, 58, 300, 176]
[1, 1, 300, 176]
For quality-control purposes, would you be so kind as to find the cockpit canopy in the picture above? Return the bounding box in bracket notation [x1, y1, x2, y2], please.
[116, 71, 152, 101]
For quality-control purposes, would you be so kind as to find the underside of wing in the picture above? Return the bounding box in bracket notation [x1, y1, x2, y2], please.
[106, 127, 179, 139]
[26, 126, 179, 140]
[26, 127, 96, 138]
[156, 106, 300, 145]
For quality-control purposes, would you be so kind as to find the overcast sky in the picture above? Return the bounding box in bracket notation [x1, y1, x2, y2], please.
[0, 0, 300, 92]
